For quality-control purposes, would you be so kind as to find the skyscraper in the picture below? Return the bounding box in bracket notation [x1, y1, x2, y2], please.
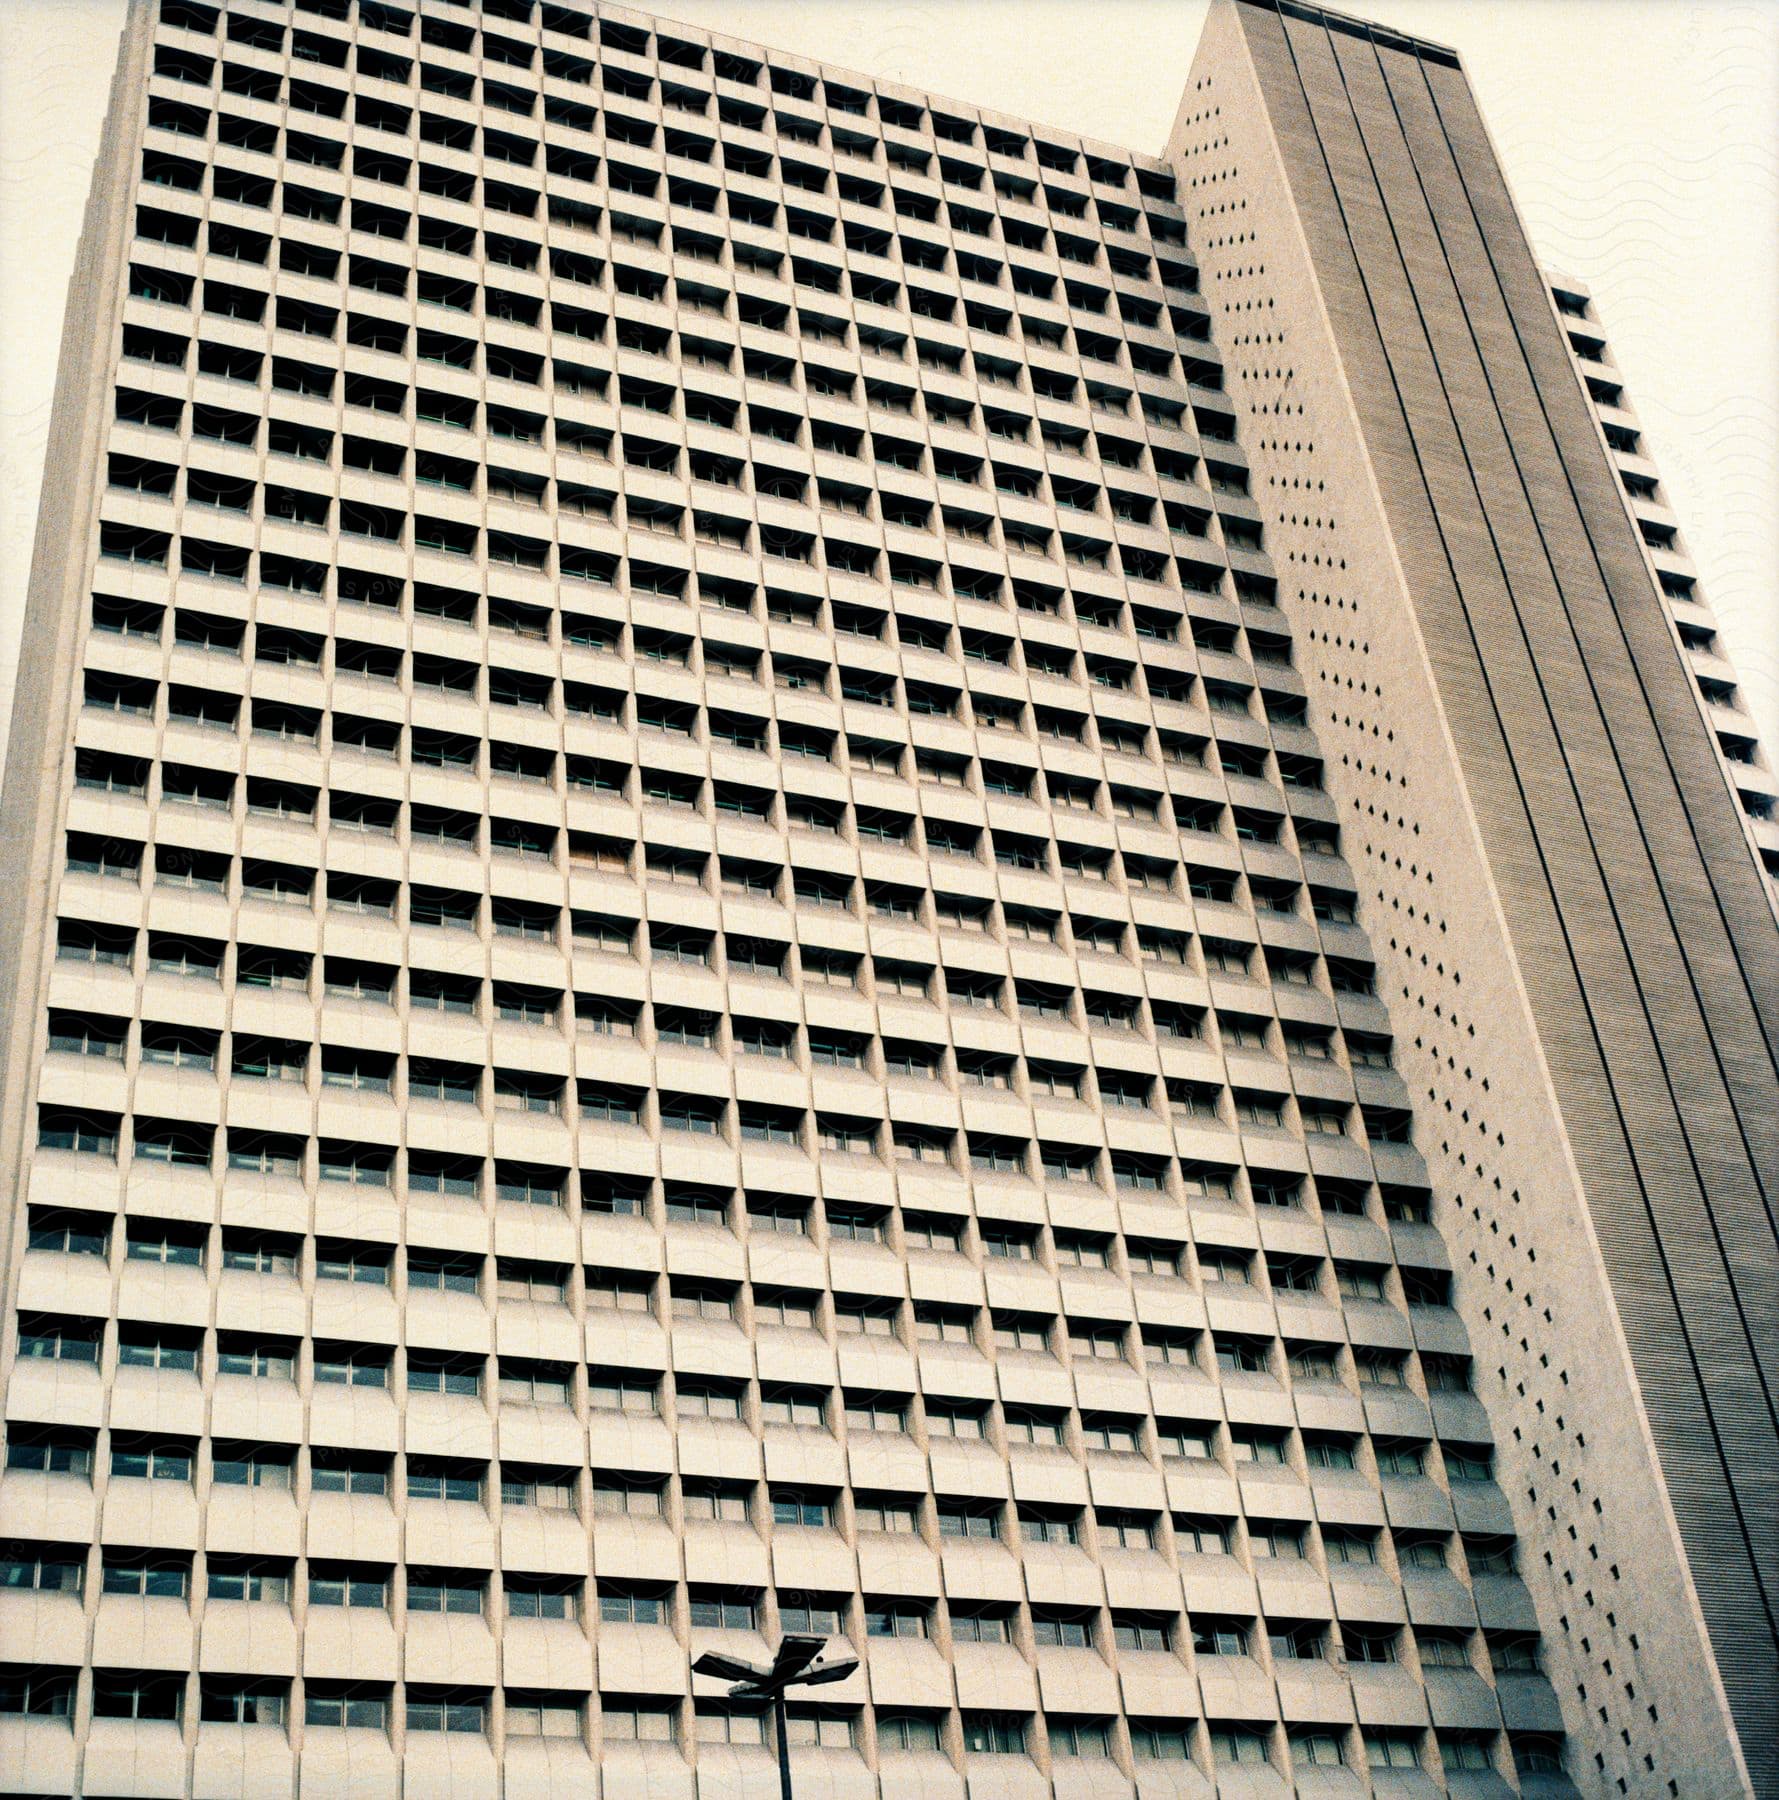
[0, 1, 1771, 1796]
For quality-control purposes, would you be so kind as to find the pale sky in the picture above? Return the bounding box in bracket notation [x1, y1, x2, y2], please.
[3, 0, 1774, 762]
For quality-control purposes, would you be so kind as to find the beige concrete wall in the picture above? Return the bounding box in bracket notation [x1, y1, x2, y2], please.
[1173, 3, 1771, 1793]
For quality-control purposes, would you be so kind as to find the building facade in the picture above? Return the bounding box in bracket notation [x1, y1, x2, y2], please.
[0, 1, 1770, 1797]
[1542, 267, 1779, 890]
[1173, 5, 1779, 1795]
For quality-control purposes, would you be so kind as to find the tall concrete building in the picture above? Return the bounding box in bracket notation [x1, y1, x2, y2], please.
[0, 1, 1772, 1796]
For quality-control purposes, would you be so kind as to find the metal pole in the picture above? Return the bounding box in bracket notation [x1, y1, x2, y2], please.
[774, 1689, 794, 1800]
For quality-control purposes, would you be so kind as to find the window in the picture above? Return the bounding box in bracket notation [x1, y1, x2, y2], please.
[101, 1554, 189, 1599]
[844, 1395, 907, 1433]
[993, 1315, 1049, 1354]
[1374, 1440, 1425, 1478]
[778, 1601, 842, 1636]
[1216, 1336, 1270, 1376]
[1113, 1614, 1172, 1651]
[116, 1320, 201, 1371]
[938, 1501, 1002, 1541]
[665, 1190, 728, 1228]
[407, 1691, 486, 1734]
[866, 1603, 929, 1639]
[317, 1245, 390, 1286]
[601, 1697, 676, 1743]
[310, 1450, 387, 1496]
[1292, 1729, 1348, 1768]
[1344, 1625, 1398, 1665]
[408, 1573, 485, 1617]
[305, 1686, 390, 1729]
[1055, 1233, 1110, 1269]
[878, 1036, 938, 1088]
[1159, 1422, 1216, 1460]
[1336, 1262, 1387, 1301]
[1230, 1429, 1286, 1466]
[893, 1127, 949, 1165]
[409, 1251, 480, 1294]
[1248, 1522, 1304, 1561]
[503, 1469, 579, 1512]
[784, 1708, 856, 1749]
[676, 1381, 742, 1421]
[0, 1669, 75, 1718]
[1394, 1534, 1448, 1572]
[924, 1398, 986, 1441]
[672, 1281, 736, 1323]
[1512, 1736, 1566, 1776]
[1, 1551, 84, 1595]
[761, 1390, 826, 1429]
[599, 1586, 668, 1626]
[313, 1345, 388, 1389]
[1175, 1514, 1227, 1554]
[1307, 1434, 1359, 1471]
[1133, 1721, 1192, 1761]
[1017, 1506, 1077, 1545]
[688, 1590, 758, 1631]
[878, 1711, 942, 1752]
[982, 1227, 1034, 1262]
[949, 1605, 1011, 1643]
[307, 1562, 390, 1611]
[855, 1495, 919, 1535]
[1209, 1725, 1270, 1765]
[92, 1672, 184, 1722]
[506, 1694, 583, 1739]
[7, 1426, 94, 1476]
[911, 1307, 972, 1353]
[1444, 1444, 1494, 1483]
[216, 1346, 297, 1382]
[1364, 1730, 1421, 1771]
[1440, 1735, 1494, 1773]
[1323, 1528, 1378, 1565]
[1193, 1617, 1250, 1657]
[753, 1288, 817, 1330]
[408, 1459, 483, 1504]
[1418, 1632, 1472, 1669]
[835, 1298, 898, 1338]
[962, 1713, 1026, 1754]
[17, 1315, 101, 1365]
[1490, 1633, 1542, 1673]
[500, 1364, 572, 1406]
[821, 1202, 883, 1243]
[1081, 1416, 1141, 1454]
[695, 1706, 766, 1746]
[684, 1481, 751, 1523]
[1049, 1716, 1112, 1757]
[1198, 1249, 1249, 1286]
[900, 1211, 962, 1255]
[590, 1474, 662, 1519]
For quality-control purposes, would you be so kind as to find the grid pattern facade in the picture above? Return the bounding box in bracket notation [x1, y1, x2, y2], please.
[0, 1, 1585, 1797]
[1545, 269, 1779, 892]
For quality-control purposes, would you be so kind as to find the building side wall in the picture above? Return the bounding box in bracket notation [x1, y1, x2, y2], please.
[0, 6, 153, 1325]
[1176, 1, 1772, 1793]
[1543, 270, 1779, 896]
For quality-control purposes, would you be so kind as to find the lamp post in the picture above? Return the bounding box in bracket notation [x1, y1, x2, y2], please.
[693, 1632, 860, 1800]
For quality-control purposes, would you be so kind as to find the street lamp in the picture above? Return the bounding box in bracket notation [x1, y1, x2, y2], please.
[693, 1632, 860, 1800]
